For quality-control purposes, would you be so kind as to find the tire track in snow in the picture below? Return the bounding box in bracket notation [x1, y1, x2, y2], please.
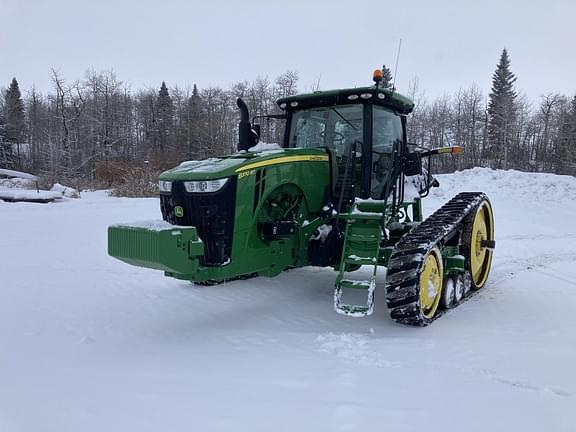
[315, 333, 572, 398]
[487, 252, 576, 289]
[497, 233, 576, 242]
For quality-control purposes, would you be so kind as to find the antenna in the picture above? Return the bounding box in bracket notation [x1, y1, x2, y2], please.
[393, 38, 402, 91]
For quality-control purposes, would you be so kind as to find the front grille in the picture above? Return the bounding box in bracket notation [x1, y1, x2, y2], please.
[160, 177, 237, 265]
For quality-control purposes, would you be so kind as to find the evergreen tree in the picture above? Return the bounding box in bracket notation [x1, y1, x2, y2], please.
[3, 78, 25, 168]
[4, 78, 25, 142]
[0, 108, 5, 140]
[0, 110, 9, 168]
[156, 81, 174, 154]
[185, 83, 202, 158]
[381, 65, 394, 89]
[487, 49, 517, 168]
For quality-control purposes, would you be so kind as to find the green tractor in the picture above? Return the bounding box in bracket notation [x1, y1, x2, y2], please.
[108, 69, 495, 326]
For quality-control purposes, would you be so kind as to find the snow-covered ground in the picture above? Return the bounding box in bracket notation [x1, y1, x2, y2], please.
[1, 168, 575, 432]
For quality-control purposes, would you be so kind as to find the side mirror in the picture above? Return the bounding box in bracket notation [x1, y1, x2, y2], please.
[403, 153, 422, 176]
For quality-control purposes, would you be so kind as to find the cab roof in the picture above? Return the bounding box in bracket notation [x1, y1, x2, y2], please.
[277, 86, 415, 115]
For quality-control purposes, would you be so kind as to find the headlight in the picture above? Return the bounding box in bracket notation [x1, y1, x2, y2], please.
[184, 178, 229, 193]
[159, 180, 172, 192]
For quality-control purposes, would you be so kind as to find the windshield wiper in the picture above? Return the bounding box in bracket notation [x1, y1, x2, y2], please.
[330, 107, 358, 130]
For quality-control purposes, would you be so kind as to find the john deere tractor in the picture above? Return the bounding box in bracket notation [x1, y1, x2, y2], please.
[108, 69, 495, 326]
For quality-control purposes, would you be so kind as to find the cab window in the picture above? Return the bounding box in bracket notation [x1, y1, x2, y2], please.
[289, 105, 363, 156]
[371, 106, 403, 198]
[372, 106, 403, 153]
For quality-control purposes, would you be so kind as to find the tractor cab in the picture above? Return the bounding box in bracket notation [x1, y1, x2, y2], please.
[276, 72, 416, 209]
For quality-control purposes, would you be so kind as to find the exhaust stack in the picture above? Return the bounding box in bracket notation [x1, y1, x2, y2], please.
[237, 98, 254, 152]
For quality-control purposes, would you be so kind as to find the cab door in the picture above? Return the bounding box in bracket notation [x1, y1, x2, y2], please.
[370, 106, 403, 200]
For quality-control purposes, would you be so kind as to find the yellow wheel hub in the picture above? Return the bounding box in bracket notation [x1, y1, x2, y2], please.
[419, 247, 443, 319]
[469, 201, 494, 288]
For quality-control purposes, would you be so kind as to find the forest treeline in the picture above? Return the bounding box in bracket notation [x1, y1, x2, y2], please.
[0, 68, 298, 190]
[408, 51, 576, 175]
[0, 49, 575, 191]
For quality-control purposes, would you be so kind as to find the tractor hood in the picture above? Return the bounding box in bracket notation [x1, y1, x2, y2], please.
[159, 147, 329, 182]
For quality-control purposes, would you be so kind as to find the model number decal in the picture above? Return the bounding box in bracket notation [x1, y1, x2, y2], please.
[238, 169, 256, 179]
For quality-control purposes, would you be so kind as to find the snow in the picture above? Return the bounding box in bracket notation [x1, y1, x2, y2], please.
[0, 188, 62, 201]
[427, 280, 438, 299]
[0, 177, 36, 189]
[351, 208, 381, 216]
[443, 278, 455, 307]
[50, 183, 79, 198]
[175, 157, 245, 173]
[348, 255, 376, 263]
[111, 220, 195, 232]
[403, 175, 422, 201]
[0, 168, 38, 181]
[1, 169, 576, 431]
[0, 180, 78, 201]
[311, 223, 333, 242]
[433, 167, 576, 202]
[248, 142, 283, 153]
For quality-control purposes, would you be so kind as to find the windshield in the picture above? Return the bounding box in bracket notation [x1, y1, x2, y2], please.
[289, 105, 363, 155]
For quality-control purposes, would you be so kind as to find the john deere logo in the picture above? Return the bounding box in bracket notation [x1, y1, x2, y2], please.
[174, 206, 184, 218]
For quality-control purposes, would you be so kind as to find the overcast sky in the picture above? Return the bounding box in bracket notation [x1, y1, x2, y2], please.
[1, 0, 574, 103]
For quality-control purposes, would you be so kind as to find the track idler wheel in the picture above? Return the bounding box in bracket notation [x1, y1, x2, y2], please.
[417, 246, 444, 321]
[463, 198, 495, 289]
[441, 274, 464, 309]
[441, 277, 455, 309]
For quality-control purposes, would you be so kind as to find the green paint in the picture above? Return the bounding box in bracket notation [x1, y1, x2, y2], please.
[108, 225, 203, 274]
[443, 246, 466, 276]
[107, 84, 469, 306]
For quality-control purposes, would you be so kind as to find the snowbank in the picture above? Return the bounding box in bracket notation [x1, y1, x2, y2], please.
[0, 188, 62, 201]
[51, 183, 80, 198]
[0, 168, 38, 181]
[431, 167, 576, 202]
[0, 177, 36, 189]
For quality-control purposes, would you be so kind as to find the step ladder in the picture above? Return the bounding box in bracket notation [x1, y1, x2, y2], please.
[334, 199, 385, 317]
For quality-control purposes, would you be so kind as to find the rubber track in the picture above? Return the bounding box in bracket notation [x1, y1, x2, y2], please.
[385, 192, 488, 326]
